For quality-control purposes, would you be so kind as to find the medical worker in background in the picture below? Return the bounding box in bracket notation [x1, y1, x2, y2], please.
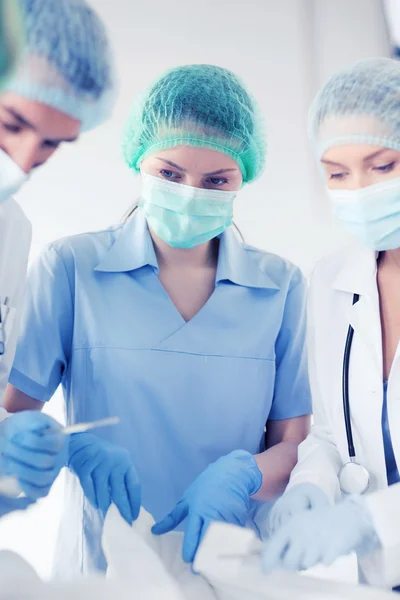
[0, 0, 141, 527]
[262, 58, 400, 590]
[4, 64, 311, 576]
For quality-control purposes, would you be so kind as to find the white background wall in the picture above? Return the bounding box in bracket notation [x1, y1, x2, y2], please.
[0, 0, 391, 580]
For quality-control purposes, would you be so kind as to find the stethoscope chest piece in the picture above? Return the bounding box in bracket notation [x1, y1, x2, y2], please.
[338, 460, 370, 495]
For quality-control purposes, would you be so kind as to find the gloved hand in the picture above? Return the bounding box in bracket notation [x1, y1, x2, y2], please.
[268, 483, 329, 534]
[68, 433, 141, 525]
[0, 411, 68, 499]
[262, 496, 379, 573]
[152, 450, 262, 563]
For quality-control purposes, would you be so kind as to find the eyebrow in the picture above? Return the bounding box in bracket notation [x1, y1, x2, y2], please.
[155, 157, 238, 176]
[320, 158, 346, 168]
[363, 148, 389, 161]
[321, 148, 392, 168]
[1, 106, 78, 143]
[204, 168, 238, 176]
[156, 158, 186, 172]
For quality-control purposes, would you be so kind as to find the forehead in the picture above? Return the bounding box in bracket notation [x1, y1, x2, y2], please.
[0, 92, 81, 139]
[148, 145, 240, 172]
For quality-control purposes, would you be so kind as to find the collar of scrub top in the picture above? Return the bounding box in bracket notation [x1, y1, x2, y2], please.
[94, 209, 280, 291]
[331, 243, 378, 298]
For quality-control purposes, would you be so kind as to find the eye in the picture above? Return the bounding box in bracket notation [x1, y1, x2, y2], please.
[206, 177, 228, 186]
[373, 161, 395, 173]
[329, 172, 347, 180]
[160, 169, 181, 180]
[42, 139, 60, 149]
[1, 122, 21, 134]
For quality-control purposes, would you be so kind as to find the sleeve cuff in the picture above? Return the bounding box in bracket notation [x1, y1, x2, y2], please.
[8, 368, 50, 402]
[268, 403, 312, 421]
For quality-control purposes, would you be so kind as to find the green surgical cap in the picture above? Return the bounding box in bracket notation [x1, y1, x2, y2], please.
[0, 0, 24, 87]
[309, 57, 400, 158]
[122, 64, 266, 183]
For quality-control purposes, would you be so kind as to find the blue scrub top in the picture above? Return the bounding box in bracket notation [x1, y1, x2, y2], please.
[382, 382, 400, 486]
[9, 209, 311, 576]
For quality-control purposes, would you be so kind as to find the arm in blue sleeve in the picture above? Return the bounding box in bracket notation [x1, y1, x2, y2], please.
[8, 245, 74, 402]
[268, 268, 312, 420]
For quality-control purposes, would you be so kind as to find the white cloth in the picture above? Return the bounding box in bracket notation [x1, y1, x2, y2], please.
[0, 197, 31, 401]
[103, 506, 214, 600]
[0, 508, 394, 600]
[102, 504, 395, 600]
[286, 242, 400, 588]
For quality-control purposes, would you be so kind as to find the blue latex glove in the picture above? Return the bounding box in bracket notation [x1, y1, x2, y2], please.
[0, 411, 68, 499]
[268, 483, 329, 534]
[152, 450, 262, 563]
[68, 433, 141, 525]
[0, 496, 36, 516]
[262, 496, 379, 573]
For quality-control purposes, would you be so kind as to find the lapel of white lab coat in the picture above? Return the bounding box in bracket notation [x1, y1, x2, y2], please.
[331, 245, 387, 491]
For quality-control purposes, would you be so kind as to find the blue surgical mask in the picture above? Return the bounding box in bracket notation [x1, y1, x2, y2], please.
[328, 177, 400, 251]
[139, 172, 236, 249]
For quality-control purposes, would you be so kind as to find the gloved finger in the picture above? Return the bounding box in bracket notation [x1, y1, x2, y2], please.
[78, 474, 98, 509]
[301, 543, 323, 571]
[311, 493, 330, 510]
[19, 480, 52, 500]
[0, 496, 36, 517]
[109, 467, 132, 525]
[1, 456, 62, 488]
[182, 514, 204, 563]
[92, 464, 112, 517]
[261, 531, 291, 573]
[11, 432, 66, 455]
[281, 538, 307, 571]
[68, 447, 100, 475]
[1, 444, 61, 470]
[321, 542, 349, 566]
[197, 517, 212, 550]
[269, 498, 306, 534]
[5, 412, 60, 436]
[189, 518, 212, 574]
[125, 466, 141, 522]
[276, 509, 296, 530]
[152, 501, 188, 535]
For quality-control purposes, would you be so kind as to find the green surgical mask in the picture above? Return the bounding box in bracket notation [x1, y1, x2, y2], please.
[139, 172, 236, 249]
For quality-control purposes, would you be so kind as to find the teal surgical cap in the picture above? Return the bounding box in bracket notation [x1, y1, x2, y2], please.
[0, 1, 24, 86]
[4, 0, 115, 131]
[122, 64, 266, 183]
[309, 57, 400, 158]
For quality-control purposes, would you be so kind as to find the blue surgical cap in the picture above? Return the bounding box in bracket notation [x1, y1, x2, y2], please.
[4, 0, 115, 131]
[309, 57, 400, 158]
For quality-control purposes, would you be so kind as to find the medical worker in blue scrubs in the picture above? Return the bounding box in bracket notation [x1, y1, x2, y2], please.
[3, 64, 311, 576]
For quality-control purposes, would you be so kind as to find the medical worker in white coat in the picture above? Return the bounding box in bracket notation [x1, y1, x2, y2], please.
[262, 57, 400, 590]
[0, 0, 142, 524]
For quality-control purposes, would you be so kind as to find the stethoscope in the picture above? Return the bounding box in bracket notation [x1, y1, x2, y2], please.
[0, 297, 11, 356]
[0, 302, 5, 356]
[338, 293, 371, 495]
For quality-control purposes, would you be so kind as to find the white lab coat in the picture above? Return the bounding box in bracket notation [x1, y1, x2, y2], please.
[287, 242, 400, 588]
[0, 197, 31, 402]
